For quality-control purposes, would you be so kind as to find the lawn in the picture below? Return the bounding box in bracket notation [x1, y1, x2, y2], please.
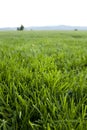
[0, 30, 87, 130]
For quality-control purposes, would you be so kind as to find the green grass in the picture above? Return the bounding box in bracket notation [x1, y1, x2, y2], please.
[0, 30, 87, 130]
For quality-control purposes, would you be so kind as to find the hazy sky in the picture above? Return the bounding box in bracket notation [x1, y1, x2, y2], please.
[0, 0, 87, 27]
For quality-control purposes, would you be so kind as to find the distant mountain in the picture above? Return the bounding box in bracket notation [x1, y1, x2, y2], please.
[0, 27, 16, 31]
[1, 25, 87, 30]
[26, 25, 87, 30]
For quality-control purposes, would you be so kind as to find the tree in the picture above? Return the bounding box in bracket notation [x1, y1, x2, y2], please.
[74, 29, 78, 31]
[17, 27, 20, 31]
[17, 25, 24, 31]
[20, 25, 24, 30]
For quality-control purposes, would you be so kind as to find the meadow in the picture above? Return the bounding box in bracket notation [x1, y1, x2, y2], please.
[0, 30, 87, 130]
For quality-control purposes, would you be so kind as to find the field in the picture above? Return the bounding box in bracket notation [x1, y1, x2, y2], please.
[0, 30, 87, 130]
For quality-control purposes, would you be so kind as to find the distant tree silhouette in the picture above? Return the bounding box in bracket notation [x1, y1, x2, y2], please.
[17, 25, 24, 31]
[20, 25, 24, 30]
[74, 29, 78, 31]
[17, 27, 20, 31]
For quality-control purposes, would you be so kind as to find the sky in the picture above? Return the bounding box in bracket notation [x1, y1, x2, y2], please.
[0, 0, 87, 27]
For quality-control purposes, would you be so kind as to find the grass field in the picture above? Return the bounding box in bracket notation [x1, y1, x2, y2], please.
[0, 30, 87, 130]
